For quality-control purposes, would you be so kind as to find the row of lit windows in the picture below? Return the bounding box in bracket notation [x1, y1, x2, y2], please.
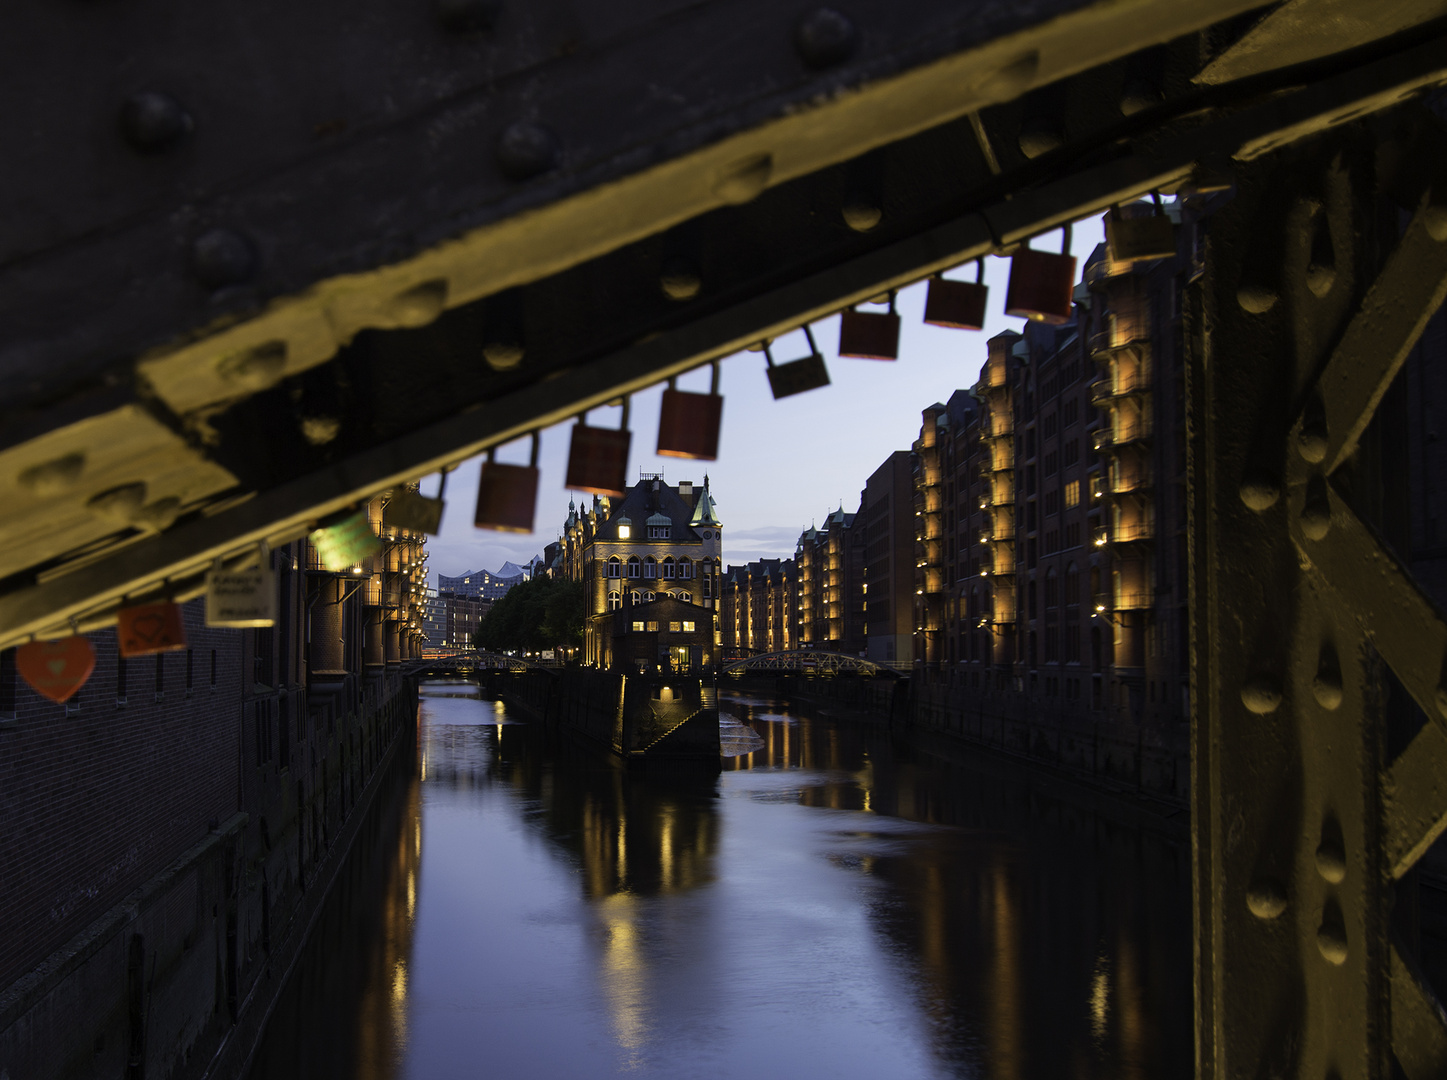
[629, 620, 697, 633]
[605, 555, 717, 579]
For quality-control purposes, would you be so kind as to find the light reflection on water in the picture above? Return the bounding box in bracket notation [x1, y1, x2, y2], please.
[249, 682, 1191, 1079]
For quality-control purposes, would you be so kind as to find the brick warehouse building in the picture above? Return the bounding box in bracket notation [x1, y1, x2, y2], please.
[559, 473, 723, 669]
[0, 491, 428, 1078]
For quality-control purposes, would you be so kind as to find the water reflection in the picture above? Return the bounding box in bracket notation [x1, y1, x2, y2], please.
[252, 683, 1190, 1080]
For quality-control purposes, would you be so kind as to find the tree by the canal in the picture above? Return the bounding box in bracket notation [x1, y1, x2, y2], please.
[474, 577, 585, 655]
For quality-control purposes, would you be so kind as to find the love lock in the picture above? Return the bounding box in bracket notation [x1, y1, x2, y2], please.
[924, 260, 988, 330]
[838, 291, 900, 359]
[117, 600, 188, 658]
[657, 362, 723, 460]
[764, 326, 831, 399]
[387, 472, 448, 536]
[565, 399, 632, 497]
[1105, 195, 1176, 264]
[475, 434, 541, 533]
[16, 636, 96, 703]
[1005, 223, 1077, 325]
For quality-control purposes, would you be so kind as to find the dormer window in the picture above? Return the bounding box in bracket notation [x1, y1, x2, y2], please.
[648, 525, 670, 538]
[616, 516, 632, 540]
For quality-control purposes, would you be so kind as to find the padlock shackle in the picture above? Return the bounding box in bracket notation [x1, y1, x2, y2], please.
[974, 258, 984, 285]
[528, 431, 540, 468]
[710, 359, 720, 396]
[577, 396, 630, 432]
[1060, 221, 1072, 256]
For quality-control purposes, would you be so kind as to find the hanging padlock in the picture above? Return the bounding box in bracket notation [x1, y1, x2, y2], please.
[838, 291, 900, 360]
[387, 471, 448, 536]
[657, 362, 723, 460]
[310, 508, 381, 571]
[924, 259, 988, 330]
[1004, 223, 1077, 325]
[17, 636, 96, 703]
[1105, 194, 1176, 264]
[764, 326, 831, 400]
[475, 434, 540, 533]
[565, 398, 632, 497]
[117, 600, 188, 658]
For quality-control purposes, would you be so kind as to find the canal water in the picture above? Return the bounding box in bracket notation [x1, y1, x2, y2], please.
[248, 680, 1193, 1079]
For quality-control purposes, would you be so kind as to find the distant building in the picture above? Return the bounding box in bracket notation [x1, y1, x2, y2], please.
[438, 561, 532, 601]
[720, 558, 798, 655]
[557, 473, 722, 669]
[862, 451, 917, 666]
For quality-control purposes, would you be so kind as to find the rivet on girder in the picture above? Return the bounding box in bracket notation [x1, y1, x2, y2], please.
[1017, 117, 1063, 160]
[1240, 674, 1282, 714]
[794, 8, 856, 69]
[191, 228, 256, 289]
[1238, 473, 1281, 511]
[436, 0, 498, 33]
[1316, 819, 1346, 883]
[659, 257, 701, 302]
[1236, 285, 1278, 314]
[120, 91, 192, 153]
[1317, 902, 1348, 965]
[1246, 879, 1287, 919]
[389, 279, 449, 328]
[1312, 643, 1343, 710]
[496, 122, 559, 181]
[841, 196, 882, 232]
[1300, 476, 1331, 540]
[301, 416, 341, 445]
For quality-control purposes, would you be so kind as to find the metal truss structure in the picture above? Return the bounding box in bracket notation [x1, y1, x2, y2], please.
[9, 1, 1447, 1072]
[1192, 118, 1447, 1078]
[722, 649, 893, 676]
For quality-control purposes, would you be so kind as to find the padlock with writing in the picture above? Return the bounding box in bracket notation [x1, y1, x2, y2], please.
[764, 326, 831, 400]
[117, 600, 188, 658]
[657, 362, 723, 460]
[565, 399, 632, 497]
[838, 292, 900, 360]
[1005, 223, 1077, 325]
[924, 259, 988, 330]
[475, 434, 541, 533]
[1105, 195, 1176, 264]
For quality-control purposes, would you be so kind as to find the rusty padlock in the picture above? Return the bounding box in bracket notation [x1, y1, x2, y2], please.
[657, 362, 723, 460]
[475, 434, 541, 533]
[1005, 222, 1077, 325]
[764, 326, 831, 400]
[924, 259, 989, 330]
[565, 399, 632, 497]
[838, 291, 900, 360]
[1105, 195, 1176, 264]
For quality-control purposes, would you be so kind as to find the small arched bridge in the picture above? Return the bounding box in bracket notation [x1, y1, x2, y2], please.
[721, 650, 899, 677]
[407, 652, 555, 676]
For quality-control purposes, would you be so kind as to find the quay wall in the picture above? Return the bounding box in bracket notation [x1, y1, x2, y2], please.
[732, 671, 1188, 809]
[0, 622, 418, 1080]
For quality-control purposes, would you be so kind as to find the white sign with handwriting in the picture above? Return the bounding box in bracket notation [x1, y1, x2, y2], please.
[205, 568, 278, 628]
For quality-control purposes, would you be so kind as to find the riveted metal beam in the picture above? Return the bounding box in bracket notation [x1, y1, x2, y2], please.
[8, 26, 1447, 650]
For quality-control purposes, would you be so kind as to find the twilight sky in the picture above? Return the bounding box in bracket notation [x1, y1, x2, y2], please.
[422, 216, 1108, 584]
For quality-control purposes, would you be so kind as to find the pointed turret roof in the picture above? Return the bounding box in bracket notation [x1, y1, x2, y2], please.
[690, 474, 721, 527]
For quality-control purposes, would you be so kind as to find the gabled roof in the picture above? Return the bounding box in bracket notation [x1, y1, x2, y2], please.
[601, 476, 708, 542]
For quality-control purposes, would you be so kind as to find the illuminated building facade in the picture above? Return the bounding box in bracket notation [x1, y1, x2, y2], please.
[567, 473, 723, 668]
[719, 558, 798, 655]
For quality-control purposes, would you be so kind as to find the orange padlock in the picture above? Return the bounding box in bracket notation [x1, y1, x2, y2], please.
[764, 327, 831, 400]
[1005, 223, 1077, 325]
[565, 399, 632, 497]
[1105, 195, 1176, 264]
[924, 259, 989, 330]
[657, 362, 723, 460]
[17, 636, 96, 703]
[117, 600, 188, 658]
[838, 292, 900, 360]
[475, 435, 540, 533]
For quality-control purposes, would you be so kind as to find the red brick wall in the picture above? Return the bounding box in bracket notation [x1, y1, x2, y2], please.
[0, 600, 244, 989]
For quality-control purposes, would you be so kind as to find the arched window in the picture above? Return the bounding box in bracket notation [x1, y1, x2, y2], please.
[644, 556, 656, 579]
[1045, 568, 1059, 610]
[630, 590, 641, 604]
[608, 591, 621, 611]
[627, 556, 641, 579]
[1065, 562, 1079, 605]
[679, 559, 693, 579]
[643, 590, 655, 602]
[661, 557, 675, 579]
[607, 556, 621, 578]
